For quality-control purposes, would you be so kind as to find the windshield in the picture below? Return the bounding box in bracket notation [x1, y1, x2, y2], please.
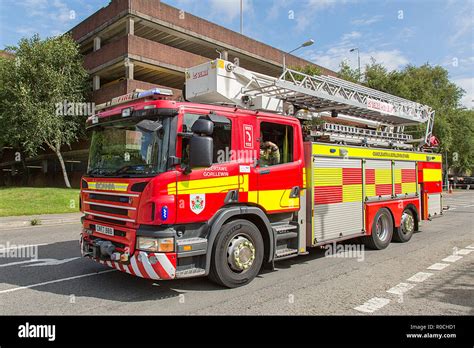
[87, 118, 170, 177]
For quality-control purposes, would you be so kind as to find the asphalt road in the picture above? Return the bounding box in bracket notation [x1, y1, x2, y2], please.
[0, 191, 472, 315]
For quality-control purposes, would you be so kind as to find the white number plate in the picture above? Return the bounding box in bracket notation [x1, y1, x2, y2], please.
[95, 224, 114, 236]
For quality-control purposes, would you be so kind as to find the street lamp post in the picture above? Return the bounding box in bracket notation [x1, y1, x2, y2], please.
[283, 39, 315, 73]
[350, 47, 361, 82]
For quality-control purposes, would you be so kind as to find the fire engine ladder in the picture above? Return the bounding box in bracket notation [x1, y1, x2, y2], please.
[232, 65, 435, 148]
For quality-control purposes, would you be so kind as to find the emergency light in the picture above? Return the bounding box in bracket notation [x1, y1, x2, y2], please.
[95, 87, 173, 111]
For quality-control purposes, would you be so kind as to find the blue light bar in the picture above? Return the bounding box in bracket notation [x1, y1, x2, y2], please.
[95, 88, 174, 111]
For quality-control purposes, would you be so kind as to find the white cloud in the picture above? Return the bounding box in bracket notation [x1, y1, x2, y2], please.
[294, 0, 354, 32]
[307, 44, 409, 73]
[351, 15, 383, 26]
[453, 77, 474, 109]
[341, 31, 361, 41]
[448, 1, 474, 46]
[208, 0, 253, 22]
[19, 0, 74, 26]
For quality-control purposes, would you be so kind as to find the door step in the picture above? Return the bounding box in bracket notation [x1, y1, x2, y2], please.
[272, 222, 299, 241]
[275, 248, 299, 260]
[175, 267, 206, 278]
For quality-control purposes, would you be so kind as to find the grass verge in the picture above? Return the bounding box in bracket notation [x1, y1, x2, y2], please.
[0, 187, 80, 217]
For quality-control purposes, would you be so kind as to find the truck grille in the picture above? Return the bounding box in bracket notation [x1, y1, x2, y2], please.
[89, 204, 129, 216]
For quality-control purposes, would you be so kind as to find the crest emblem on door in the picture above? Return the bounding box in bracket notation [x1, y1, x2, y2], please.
[190, 194, 206, 215]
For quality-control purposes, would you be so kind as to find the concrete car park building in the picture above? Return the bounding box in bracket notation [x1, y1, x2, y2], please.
[0, 0, 334, 187]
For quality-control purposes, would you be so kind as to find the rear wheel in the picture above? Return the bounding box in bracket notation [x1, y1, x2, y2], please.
[363, 208, 393, 250]
[209, 219, 264, 288]
[392, 208, 416, 242]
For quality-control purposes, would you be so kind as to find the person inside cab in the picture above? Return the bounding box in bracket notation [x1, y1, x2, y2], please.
[259, 135, 280, 166]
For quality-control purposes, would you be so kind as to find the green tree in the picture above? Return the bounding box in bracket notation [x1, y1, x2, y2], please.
[338, 60, 360, 83]
[336, 59, 472, 173]
[0, 34, 89, 187]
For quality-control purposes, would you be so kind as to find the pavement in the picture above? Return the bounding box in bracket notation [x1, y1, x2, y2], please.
[0, 213, 82, 230]
[0, 191, 472, 315]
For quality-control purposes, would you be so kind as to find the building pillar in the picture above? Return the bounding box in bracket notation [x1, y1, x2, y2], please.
[125, 58, 134, 80]
[126, 17, 135, 36]
[93, 36, 101, 52]
[93, 75, 100, 91]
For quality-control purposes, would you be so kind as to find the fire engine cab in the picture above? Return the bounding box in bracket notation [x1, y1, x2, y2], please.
[80, 59, 443, 287]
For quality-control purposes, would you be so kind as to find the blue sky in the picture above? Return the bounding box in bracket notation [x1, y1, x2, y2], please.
[0, 0, 472, 107]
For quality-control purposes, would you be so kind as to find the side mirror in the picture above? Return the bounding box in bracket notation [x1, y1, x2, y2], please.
[191, 118, 214, 135]
[189, 135, 213, 168]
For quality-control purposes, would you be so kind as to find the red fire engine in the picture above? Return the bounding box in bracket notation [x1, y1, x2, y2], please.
[80, 59, 443, 287]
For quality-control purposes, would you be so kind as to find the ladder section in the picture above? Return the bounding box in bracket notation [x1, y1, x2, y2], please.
[312, 122, 415, 149]
[185, 59, 436, 148]
[240, 66, 431, 125]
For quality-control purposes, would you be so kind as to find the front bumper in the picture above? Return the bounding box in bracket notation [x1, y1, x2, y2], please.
[81, 235, 177, 280]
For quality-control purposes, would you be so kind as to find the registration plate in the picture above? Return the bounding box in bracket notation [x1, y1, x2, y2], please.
[95, 224, 114, 236]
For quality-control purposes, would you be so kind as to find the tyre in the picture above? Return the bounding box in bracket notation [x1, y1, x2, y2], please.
[392, 208, 416, 243]
[363, 208, 393, 250]
[209, 219, 264, 288]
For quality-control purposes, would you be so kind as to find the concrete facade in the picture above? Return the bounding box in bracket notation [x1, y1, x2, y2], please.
[70, 0, 334, 104]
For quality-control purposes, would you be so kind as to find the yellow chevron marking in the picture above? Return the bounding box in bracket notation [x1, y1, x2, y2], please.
[401, 182, 417, 194]
[314, 168, 342, 186]
[394, 169, 402, 184]
[343, 184, 362, 202]
[423, 168, 442, 182]
[375, 169, 392, 185]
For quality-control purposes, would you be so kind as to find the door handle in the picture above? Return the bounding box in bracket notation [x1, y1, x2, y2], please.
[260, 169, 271, 175]
[289, 186, 300, 198]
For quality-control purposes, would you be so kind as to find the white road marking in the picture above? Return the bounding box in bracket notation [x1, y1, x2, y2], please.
[354, 297, 390, 313]
[0, 269, 116, 294]
[24, 257, 80, 267]
[387, 282, 416, 295]
[0, 257, 80, 268]
[0, 260, 40, 268]
[442, 255, 463, 262]
[456, 249, 473, 255]
[427, 263, 450, 270]
[407, 272, 433, 283]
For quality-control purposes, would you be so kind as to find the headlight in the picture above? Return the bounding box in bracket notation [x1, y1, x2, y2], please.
[136, 237, 174, 252]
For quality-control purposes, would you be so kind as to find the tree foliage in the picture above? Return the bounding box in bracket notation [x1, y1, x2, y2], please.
[338, 59, 472, 174]
[0, 34, 89, 187]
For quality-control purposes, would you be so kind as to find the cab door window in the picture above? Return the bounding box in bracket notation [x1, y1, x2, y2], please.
[181, 113, 232, 164]
[259, 122, 293, 167]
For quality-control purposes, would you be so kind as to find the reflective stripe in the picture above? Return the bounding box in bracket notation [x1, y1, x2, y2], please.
[130, 257, 143, 278]
[167, 175, 248, 195]
[140, 252, 160, 279]
[156, 254, 175, 278]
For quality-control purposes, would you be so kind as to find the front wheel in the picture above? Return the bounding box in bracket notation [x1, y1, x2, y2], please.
[363, 208, 393, 250]
[209, 219, 264, 288]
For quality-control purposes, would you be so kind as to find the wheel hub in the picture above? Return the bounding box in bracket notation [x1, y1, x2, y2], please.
[376, 214, 389, 241]
[227, 236, 255, 272]
[401, 212, 414, 234]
